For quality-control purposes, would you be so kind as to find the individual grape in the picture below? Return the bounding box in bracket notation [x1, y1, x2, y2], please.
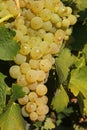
[54, 29, 65, 44]
[51, 13, 61, 23]
[17, 74, 28, 86]
[37, 29, 46, 39]
[38, 115, 46, 121]
[29, 59, 39, 70]
[49, 43, 61, 54]
[28, 92, 38, 102]
[41, 95, 48, 104]
[68, 14, 77, 25]
[14, 53, 26, 65]
[26, 69, 38, 83]
[40, 41, 50, 55]
[18, 95, 29, 105]
[26, 102, 37, 113]
[22, 87, 30, 95]
[66, 7, 72, 15]
[37, 70, 46, 82]
[17, 24, 28, 35]
[29, 112, 38, 121]
[39, 8, 51, 21]
[64, 35, 69, 41]
[62, 18, 70, 28]
[36, 104, 49, 115]
[9, 65, 21, 79]
[30, 16, 43, 30]
[35, 96, 48, 106]
[23, 9, 35, 21]
[43, 33, 54, 43]
[65, 28, 72, 36]
[30, 46, 43, 60]
[20, 43, 31, 56]
[21, 106, 29, 117]
[42, 21, 52, 32]
[55, 21, 62, 28]
[43, 54, 55, 65]
[36, 84, 47, 96]
[29, 0, 44, 14]
[39, 59, 52, 72]
[20, 62, 31, 74]
[27, 82, 38, 91]
[57, 6, 67, 17]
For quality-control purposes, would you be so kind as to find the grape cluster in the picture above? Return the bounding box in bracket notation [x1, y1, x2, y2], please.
[7, 0, 77, 121]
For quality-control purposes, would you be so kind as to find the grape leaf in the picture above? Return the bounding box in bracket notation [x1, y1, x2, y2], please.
[0, 72, 7, 114]
[0, 103, 26, 130]
[69, 67, 87, 97]
[55, 48, 75, 83]
[79, 0, 87, 10]
[51, 85, 69, 113]
[0, 26, 20, 61]
[10, 84, 26, 102]
[43, 118, 55, 130]
[82, 44, 87, 62]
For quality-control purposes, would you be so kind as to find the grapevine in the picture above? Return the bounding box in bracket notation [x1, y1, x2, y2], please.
[0, 0, 87, 130]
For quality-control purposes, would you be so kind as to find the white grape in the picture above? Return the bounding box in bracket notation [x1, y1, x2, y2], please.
[9, 65, 21, 79]
[30, 16, 43, 30]
[28, 92, 38, 102]
[36, 84, 47, 96]
[29, 111, 38, 121]
[18, 95, 29, 105]
[36, 104, 49, 115]
[39, 59, 52, 72]
[14, 53, 26, 65]
[26, 102, 37, 113]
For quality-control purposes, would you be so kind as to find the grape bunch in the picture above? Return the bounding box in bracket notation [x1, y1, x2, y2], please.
[8, 0, 77, 122]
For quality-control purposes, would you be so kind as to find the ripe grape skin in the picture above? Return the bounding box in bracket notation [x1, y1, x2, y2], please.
[26, 102, 37, 113]
[18, 95, 29, 105]
[30, 16, 43, 30]
[36, 84, 47, 96]
[9, 65, 21, 79]
[29, 112, 38, 121]
[39, 59, 52, 72]
[14, 53, 26, 65]
[26, 69, 38, 83]
[28, 92, 38, 102]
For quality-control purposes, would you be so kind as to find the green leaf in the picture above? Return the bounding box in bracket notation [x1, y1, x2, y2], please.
[43, 118, 55, 130]
[0, 72, 7, 114]
[0, 103, 26, 130]
[0, 26, 20, 61]
[51, 85, 69, 113]
[69, 67, 87, 97]
[55, 48, 75, 83]
[82, 44, 87, 62]
[11, 84, 25, 102]
[79, 0, 87, 10]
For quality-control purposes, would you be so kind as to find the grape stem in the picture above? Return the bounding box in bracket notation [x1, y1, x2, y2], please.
[14, 0, 20, 16]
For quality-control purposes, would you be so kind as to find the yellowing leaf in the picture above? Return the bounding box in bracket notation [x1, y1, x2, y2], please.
[0, 103, 26, 130]
[69, 67, 87, 98]
[55, 48, 74, 83]
[43, 118, 55, 130]
[51, 85, 69, 113]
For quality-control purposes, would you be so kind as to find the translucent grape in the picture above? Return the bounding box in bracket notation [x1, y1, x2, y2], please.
[20, 62, 31, 74]
[9, 65, 21, 79]
[37, 70, 46, 82]
[18, 95, 29, 105]
[26, 102, 37, 113]
[14, 53, 26, 65]
[20, 43, 31, 56]
[28, 92, 38, 102]
[17, 74, 28, 86]
[30, 16, 43, 30]
[39, 59, 52, 72]
[39, 8, 51, 21]
[30, 46, 43, 60]
[29, 59, 39, 70]
[29, 112, 38, 121]
[26, 69, 38, 83]
[36, 84, 47, 96]
[21, 106, 29, 117]
[42, 21, 52, 32]
[36, 104, 49, 115]
[68, 14, 77, 25]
